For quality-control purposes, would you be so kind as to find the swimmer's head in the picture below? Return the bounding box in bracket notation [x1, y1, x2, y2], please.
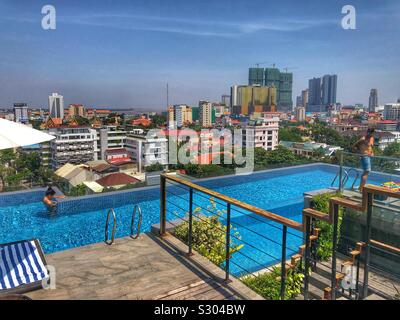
[45, 187, 56, 197]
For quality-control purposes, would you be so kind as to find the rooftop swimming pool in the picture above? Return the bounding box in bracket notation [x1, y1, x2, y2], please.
[0, 164, 395, 276]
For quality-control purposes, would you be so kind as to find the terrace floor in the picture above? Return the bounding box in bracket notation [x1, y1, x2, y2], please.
[27, 233, 262, 300]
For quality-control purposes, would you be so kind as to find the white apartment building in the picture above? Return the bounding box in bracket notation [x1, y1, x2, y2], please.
[242, 117, 280, 151]
[48, 93, 64, 119]
[384, 103, 400, 121]
[14, 103, 29, 123]
[48, 126, 98, 169]
[295, 106, 306, 122]
[199, 101, 213, 127]
[125, 132, 168, 171]
[96, 125, 133, 160]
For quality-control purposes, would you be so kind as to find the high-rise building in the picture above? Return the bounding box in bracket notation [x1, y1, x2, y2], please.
[301, 89, 309, 109]
[248, 68, 264, 85]
[264, 68, 293, 112]
[308, 75, 337, 112]
[230, 85, 277, 115]
[48, 93, 64, 119]
[321, 75, 337, 106]
[296, 96, 303, 107]
[368, 89, 379, 112]
[295, 106, 306, 122]
[68, 104, 85, 118]
[221, 94, 230, 107]
[248, 67, 293, 112]
[13, 103, 29, 123]
[192, 107, 200, 122]
[168, 105, 193, 128]
[308, 77, 321, 108]
[199, 101, 213, 127]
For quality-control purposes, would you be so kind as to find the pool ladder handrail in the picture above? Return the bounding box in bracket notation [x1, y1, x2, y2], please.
[347, 168, 360, 190]
[331, 169, 349, 188]
[130, 205, 143, 239]
[104, 208, 117, 245]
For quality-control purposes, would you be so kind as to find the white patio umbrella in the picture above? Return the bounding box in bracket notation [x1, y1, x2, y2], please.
[0, 118, 55, 150]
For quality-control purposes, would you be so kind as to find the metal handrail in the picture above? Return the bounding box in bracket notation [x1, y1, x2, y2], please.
[346, 168, 360, 190]
[105, 208, 117, 245]
[331, 169, 349, 188]
[130, 205, 143, 239]
[339, 150, 400, 162]
[161, 173, 302, 231]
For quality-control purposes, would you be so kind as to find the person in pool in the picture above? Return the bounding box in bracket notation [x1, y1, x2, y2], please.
[43, 187, 64, 212]
[353, 128, 375, 191]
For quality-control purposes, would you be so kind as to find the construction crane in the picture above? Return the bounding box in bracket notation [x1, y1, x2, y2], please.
[282, 66, 299, 73]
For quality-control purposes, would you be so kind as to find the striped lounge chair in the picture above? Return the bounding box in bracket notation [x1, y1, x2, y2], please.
[0, 239, 49, 296]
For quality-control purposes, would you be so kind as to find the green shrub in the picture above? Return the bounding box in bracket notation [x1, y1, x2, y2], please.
[68, 184, 86, 197]
[242, 265, 305, 300]
[145, 162, 164, 172]
[311, 192, 343, 261]
[174, 198, 243, 266]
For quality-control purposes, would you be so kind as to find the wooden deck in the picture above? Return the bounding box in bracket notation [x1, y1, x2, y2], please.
[27, 233, 262, 300]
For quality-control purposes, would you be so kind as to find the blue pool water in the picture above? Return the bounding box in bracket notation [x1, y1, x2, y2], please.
[0, 164, 395, 276]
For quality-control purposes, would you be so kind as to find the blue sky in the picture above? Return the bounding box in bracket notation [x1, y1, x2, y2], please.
[0, 0, 399, 110]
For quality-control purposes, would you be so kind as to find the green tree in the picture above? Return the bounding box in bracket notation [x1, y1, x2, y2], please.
[150, 114, 167, 127]
[265, 146, 297, 165]
[254, 147, 269, 167]
[279, 127, 304, 142]
[383, 142, 400, 157]
[311, 124, 345, 147]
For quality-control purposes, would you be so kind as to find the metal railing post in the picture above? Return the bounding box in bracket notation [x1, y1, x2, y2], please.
[160, 175, 166, 236]
[303, 216, 311, 300]
[280, 225, 287, 300]
[331, 203, 339, 300]
[188, 188, 193, 256]
[225, 203, 231, 282]
[339, 151, 344, 192]
[362, 192, 373, 299]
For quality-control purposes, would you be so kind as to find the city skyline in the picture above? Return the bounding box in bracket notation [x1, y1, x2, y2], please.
[0, 0, 399, 109]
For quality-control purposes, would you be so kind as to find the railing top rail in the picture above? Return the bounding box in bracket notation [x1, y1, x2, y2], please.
[338, 150, 400, 162]
[364, 184, 400, 199]
[370, 239, 400, 255]
[161, 173, 303, 231]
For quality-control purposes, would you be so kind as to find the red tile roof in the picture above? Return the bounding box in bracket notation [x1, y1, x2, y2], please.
[105, 148, 128, 155]
[107, 157, 133, 165]
[96, 173, 140, 187]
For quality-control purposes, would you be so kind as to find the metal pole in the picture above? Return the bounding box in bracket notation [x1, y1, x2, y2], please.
[303, 216, 311, 300]
[225, 203, 231, 282]
[160, 175, 166, 236]
[331, 204, 339, 300]
[188, 188, 193, 256]
[280, 225, 287, 300]
[362, 192, 373, 298]
[339, 152, 344, 192]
